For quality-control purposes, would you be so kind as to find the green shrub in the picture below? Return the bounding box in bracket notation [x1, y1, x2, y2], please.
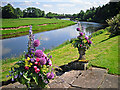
[106, 13, 120, 36]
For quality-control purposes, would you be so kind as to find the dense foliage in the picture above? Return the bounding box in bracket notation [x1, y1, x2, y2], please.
[2, 4, 45, 18]
[71, 2, 120, 23]
[106, 13, 120, 36]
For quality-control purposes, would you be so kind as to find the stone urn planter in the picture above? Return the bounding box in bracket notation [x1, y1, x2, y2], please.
[78, 48, 86, 60]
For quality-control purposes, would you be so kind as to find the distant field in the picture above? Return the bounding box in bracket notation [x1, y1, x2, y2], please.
[1, 18, 76, 39]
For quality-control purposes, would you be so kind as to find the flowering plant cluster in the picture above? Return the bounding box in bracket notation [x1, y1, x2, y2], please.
[72, 27, 93, 52]
[7, 26, 54, 88]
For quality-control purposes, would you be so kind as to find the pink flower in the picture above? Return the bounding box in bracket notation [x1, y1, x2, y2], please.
[40, 58, 46, 65]
[35, 68, 40, 73]
[35, 50, 43, 58]
[85, 36, 88, 40]
[35, 69, 38, 73]
[35, 62, 38, 65]
[76, 28, 80, 31]
[47, 72, 54, 79]
[33, 39, 40, 47]
[87, 40, 89, 43]
[34, 66, 37, 70]
[48, 59, 52, 66]
[37, 68, 40, 72]
[80, 32, 83, 36]
[80, 44, 82, 47]
[36, 58, 40, 62]
[25, 66, 29, 70]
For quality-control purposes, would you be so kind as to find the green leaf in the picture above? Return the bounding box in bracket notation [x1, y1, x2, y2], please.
[32, 74, 39, 85]
[23, 71, 31, 81]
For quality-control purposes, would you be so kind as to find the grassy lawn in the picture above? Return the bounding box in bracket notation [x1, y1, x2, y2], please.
[1, 18, 76, 39]
[1, 29, 119, 82]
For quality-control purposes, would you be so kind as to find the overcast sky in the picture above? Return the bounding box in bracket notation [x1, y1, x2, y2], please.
[1, 0, 111, 14]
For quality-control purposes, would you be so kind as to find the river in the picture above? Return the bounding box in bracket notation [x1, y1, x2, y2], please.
[1, 21, 104, 59]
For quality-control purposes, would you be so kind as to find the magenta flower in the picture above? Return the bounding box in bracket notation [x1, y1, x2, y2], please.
[25, 66, 29, 70]
[40, 58, 46, 65]
[47, 72, 54, 79]
[34, 66, 37, 70]
[76, 28, 80, 31]
[35, 62, 38, 65]
[87, 40, 89, 43]
[33, 39, 40, 47]
[80, 44, 82, 47]
[85, 36, 88, 40]
[36, 58, 40, 62]
[80, 32, 83, 36]
[35, 50, 43, 58]
[89, 40, 92, 44]
[35, 69, 40, 73]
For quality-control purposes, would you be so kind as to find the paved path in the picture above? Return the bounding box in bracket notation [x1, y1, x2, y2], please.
[1, 67, 119, 89]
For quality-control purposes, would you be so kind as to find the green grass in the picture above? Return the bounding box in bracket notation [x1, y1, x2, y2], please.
[86, 31, 119, 75]
[1, 18, 76, 39]
[1, 28, 119, 82]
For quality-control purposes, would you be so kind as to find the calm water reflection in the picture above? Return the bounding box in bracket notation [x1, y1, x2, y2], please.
[2, 21, 103, 59]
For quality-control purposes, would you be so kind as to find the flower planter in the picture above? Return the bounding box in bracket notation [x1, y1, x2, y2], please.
[78, 48, 86, 60]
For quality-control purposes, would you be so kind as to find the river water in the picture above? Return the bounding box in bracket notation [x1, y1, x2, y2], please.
[1, 21, 104, 59]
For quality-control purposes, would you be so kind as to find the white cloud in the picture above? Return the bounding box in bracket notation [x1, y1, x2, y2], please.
[43, 4, 53, 8]
[57, 3, 75, 7]
[20, 1, 33, 6]
[36, 2, 40, 5]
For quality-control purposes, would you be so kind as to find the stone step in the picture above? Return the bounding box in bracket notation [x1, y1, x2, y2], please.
[71, 67, 107, 88]
[48, 70, 84, 88]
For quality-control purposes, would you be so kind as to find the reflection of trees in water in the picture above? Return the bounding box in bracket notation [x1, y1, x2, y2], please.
[86, 26, 103, 32]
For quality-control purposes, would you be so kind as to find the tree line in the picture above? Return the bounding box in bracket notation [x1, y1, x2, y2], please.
[71, 2, 120, 23]
[2, 2, 120, 23]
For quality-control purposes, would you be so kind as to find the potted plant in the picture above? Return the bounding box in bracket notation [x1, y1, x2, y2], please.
[72, 27, 93, 61]
[7, 26, 54, 88]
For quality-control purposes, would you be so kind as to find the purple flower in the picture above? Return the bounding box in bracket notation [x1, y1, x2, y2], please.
[30, 58, 34, 62]
[76, 28, 80, 31]
[35, 50, 43, 58]
[80, 32, 83, 36]
[20, 72, 23, 75]
[47, 72, 54, 79]
[14, 75, 18, 79]
[42, 47, 45, 52]
[40, 58, 46, 65]
[50, 55, 52, 58]
[29, 30, 32, 34]
[89, 40, 92, 44]
[85, 36, 88, 40]
[33, 39, 40, 47]
[12, 78, 14, 81]
[6, 75, 9, 77]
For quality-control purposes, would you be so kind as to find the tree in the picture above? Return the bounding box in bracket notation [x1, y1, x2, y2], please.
[14, 8, 23, 18]
[2, 3, 16, 18]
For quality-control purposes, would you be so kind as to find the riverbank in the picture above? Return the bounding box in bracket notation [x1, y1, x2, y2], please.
[1, 27, 119, 83]
[1, 18, 76, 39]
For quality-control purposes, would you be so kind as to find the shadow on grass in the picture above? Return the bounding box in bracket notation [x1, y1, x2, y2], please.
[99, 34, 116, 43]
[54, 60, 87, 76]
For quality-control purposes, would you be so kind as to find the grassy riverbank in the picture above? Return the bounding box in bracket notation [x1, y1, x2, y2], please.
[1, 18, 76, 39]
[1, 28, 119, 82]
